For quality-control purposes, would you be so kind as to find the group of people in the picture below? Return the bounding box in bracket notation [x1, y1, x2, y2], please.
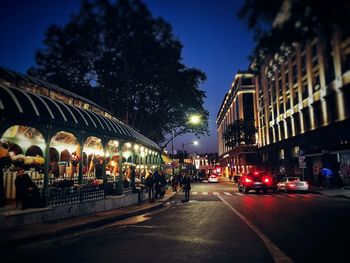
[144, 170, 192, 202]
[144, 170, 167, 201]
[317, 168, 345, 189]
[171, 172, 191, 201]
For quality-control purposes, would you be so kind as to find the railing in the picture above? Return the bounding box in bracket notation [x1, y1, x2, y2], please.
[45, 185, 105, 206]
[4, 169, 138, 207]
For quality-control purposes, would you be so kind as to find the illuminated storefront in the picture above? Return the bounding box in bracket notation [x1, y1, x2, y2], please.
[0, 68, 161, 206]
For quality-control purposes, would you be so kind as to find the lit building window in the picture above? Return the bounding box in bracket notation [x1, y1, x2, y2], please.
[279, 149, 285, 160]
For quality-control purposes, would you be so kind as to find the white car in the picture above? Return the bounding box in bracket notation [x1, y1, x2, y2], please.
[277, 177, 309, 192]
[208, 174, 219, 183]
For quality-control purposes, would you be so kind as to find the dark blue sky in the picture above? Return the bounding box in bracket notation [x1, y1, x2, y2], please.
[0, 0, 254, 154]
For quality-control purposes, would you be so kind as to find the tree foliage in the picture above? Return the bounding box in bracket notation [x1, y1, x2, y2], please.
[222, 119, 257, 148]
[28, 0, 209, 145]
[238, 0, 350, 72]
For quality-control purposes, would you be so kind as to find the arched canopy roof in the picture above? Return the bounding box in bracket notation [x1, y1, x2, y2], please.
[0, 83, 160, 151]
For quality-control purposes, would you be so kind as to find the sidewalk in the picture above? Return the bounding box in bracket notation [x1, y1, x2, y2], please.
[308, 185, 350, 199]
[0, 190, 177, 248]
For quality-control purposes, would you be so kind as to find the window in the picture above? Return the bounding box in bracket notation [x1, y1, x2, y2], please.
[294, 113, 300, 135]
[241, 77, 253, 86]
[302, 79, 308, 100]
[303, 109, 310, 131]
[279, 149, 285, 160]
[301, 51, 307, 76]
[312, 43, 318, 68]
[292, 146, 300, 157]
[293, 85, 299, 106]
[243, 94, 254, 122]
[312, 71, 321, 93]
[292, 63, 298, 84]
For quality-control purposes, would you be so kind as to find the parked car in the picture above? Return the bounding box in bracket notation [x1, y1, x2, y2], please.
[208, 174, 219, 183]
[277, 177, 309, 192]
[238, 171, 273, 193]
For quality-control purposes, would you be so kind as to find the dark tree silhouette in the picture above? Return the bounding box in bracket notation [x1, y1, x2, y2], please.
[238, 0, 350, 72]
[28, 0, 209, 145]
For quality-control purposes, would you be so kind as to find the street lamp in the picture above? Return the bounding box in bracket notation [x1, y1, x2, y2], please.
[170, 114, 201, 175]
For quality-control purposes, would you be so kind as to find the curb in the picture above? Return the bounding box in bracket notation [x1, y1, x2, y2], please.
[0, 192, 177, 249]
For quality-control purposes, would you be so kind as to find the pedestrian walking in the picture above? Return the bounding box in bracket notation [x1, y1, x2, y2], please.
[159, 171, 167, 198]
[145, 172, 154, 202]
[338, 170, 344, 188]
[182, 174, 191, 201]
[154, 170, 162, 199]
[318, 170, 324, 189]
[171, 175, 178, 191]
[15, 167, 40, 209]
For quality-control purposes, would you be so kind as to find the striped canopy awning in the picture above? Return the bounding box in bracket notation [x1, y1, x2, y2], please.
[0, 83, 160, 151]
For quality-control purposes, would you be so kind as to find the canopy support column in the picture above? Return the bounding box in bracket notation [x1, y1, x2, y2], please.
[43, 125, 52, 207]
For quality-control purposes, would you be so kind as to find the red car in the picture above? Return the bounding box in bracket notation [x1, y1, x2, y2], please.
[238, 171, 273, 194]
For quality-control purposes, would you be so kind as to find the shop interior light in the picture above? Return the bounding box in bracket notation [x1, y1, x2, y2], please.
[125, 142, 132, 148]
[134, 144, 139, 151]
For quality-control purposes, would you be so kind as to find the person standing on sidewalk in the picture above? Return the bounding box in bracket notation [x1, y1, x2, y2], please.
[0, 141, 12, 207]
[318, 170, 324, 189]
[182, 174, 191, 201]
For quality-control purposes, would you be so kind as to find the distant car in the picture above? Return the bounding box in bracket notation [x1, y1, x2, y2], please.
[208, 174, 219, 183]
[277, 177, 309, 192]
[238, 171, 273, 193]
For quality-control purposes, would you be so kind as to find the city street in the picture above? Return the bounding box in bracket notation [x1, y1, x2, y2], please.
[1, 179, 349, 263]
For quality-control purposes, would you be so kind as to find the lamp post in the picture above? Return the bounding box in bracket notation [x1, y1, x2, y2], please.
[170, 114, 201, 176]
[181, 141, 198, 168]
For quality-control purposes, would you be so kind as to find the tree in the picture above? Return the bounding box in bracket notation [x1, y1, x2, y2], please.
[238, 0, 350, 72]
[222, 119, 257, 148]
[28, 0, 209, 145]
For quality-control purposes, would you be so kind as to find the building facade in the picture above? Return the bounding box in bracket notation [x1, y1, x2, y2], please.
[216, 72, 258, 177]
[255, 30, 350, 184]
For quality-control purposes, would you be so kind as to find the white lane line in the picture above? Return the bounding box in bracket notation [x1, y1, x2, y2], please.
[213, 192, 220, 195]
[224, 192, 232, 196]
[288, 194, 298, 198]
[202, 192, 208, 195]
[236, 192, 244, 196]
[218, 196, 294, 263]
[192, 192, 198, 195]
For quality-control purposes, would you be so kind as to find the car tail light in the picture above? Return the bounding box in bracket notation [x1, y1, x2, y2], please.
[245, 178, 252, 183]
[264, 178, 269, 183]
[254, 172, 259, 175]
[289, 184, 295, 188]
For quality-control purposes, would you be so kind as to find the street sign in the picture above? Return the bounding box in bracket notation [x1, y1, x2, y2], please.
[298, 156, 306, 168]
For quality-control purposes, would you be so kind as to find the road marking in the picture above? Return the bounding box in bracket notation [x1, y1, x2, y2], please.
[192, 192, 198, 195]
[213, 192, 220, 195]
[235, 192, 244, 196]
[202, 192, 208, 195]
[224, 192, 232, 196]
[288, 194, 298, 198]
[218, 196, 294, 263]
[302, 194, 313, 198]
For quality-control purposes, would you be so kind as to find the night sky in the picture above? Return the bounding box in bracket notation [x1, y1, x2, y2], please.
[0, 0, 254, 154]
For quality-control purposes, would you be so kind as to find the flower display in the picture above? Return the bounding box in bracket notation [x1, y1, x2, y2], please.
[11, 154, 44, 168]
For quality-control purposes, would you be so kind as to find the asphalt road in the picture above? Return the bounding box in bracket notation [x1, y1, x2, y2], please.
[2, 179, 350, 263]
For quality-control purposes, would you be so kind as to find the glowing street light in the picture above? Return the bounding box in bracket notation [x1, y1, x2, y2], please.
[189, 115, 201, 124]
